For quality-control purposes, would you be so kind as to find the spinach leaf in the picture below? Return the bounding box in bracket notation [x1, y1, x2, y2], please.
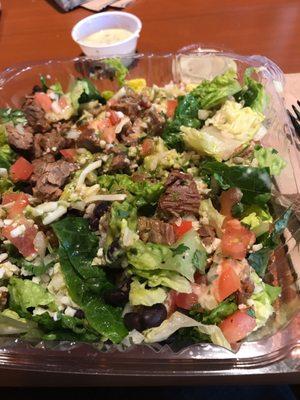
[201, 161, 272, 205]
[52, 217, 128, 343]
[248, 209, 292, 277]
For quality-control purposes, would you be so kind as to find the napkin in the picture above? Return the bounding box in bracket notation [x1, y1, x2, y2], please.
[81, 0, 134, 10]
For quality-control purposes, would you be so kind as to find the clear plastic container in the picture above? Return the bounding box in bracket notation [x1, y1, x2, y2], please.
[0, 50, 299, 382]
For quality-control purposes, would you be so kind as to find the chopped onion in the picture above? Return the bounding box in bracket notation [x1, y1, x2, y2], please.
[42, 205, 67, 225]
[76, 160, 102, 189]
[0, 168, 8, 178]
[66, 129, 81, 140]
[33, 231, 47, 258]
[85, 194, 127, 203]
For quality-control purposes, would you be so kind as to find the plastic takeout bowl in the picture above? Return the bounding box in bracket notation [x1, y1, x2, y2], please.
[71, 11, 142, 58]
[0, 50, 299, 382]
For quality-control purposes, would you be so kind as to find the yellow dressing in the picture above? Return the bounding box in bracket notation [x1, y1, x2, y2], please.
[81, 28, 133, 46]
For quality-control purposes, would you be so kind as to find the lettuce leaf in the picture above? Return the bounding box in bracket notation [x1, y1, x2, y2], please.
[133, 269, 192, 293]
[248, 209, 291, 277]
[241, 205, 273, 237]
[191, 297, 238, 325]
[235, 67, 268, 113]
[103, 58, 128, 86]
[8, 277, 55, 314]
[70, 78, 106, 109]
[199, 199, 225, 238]
[129, 279, 167, 306]
[143, 311, 231, 349]
[0, 108, 27, 125]
[254, 146, 286, 176]
[162, 70, 241, 151]
[0, 144, 16, 169]
[52, 217, 128, 343]
[182, 100, 264, 160]
[201, 161, 272, 205]
[98, 174, 164, 208]
[0, 310, 37, 335]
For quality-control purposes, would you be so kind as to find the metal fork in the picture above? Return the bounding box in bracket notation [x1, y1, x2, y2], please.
[288, 100, 300, 136]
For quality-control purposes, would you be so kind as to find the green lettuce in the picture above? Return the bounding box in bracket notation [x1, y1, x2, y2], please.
[0, 309, 37, 335]
[127, 230, 207, 282]
[182, 100, 264, 160]
[254, 146, 286, 176]
[192, 297, 238, 325]
[201, 161, 272, 206]
[8, 277, 55, 314]
[248, 269, 281, 328]
[133, 269, 192, 293]
[98, 174, 164, 208]
[70, 78, 106, 109]
[199, 199, 225, 238]
[241, 205, 273, 237]
[0, 177, 13, 193]
[162, 70, 241, 151]
[235, 67, 268, 113]
[129, 279, 167, 306]
[0, 144, 16, 169]
[248, 208, 291, 277]
[0, 108, 27, 125]
[143, 311, 231, 350]
[52, 217, 128, 343]
[103, 58, 128, 86]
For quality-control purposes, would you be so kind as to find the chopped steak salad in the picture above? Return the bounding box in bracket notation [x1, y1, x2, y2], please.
[0, 60, 290, 349]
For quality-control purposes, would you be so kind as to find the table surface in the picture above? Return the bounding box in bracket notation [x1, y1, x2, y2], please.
[0, 0, 300, 73]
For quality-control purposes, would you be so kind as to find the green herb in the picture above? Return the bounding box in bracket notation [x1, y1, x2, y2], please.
[0, 108, 27, 125]
[172, 244, 189, 256]
[190, 297, 237, 325]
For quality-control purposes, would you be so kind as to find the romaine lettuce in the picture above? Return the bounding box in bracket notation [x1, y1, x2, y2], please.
[129, 279, 167, 306]
[254, 146, 286, 176]
[199, 199, 225, 238]
[241, 205, 273, 237]
[133, 269, 192, 293]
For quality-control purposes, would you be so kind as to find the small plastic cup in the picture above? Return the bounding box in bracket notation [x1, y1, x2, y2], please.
[71, 11, 142, 58]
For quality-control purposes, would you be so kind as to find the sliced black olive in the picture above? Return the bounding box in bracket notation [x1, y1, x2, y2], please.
[124, 312, 143, 332]
[74, 309, 85, 319]
[93, 201, 110, 218]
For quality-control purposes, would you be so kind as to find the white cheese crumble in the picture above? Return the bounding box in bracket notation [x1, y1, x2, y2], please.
[10, 224, 26, 238]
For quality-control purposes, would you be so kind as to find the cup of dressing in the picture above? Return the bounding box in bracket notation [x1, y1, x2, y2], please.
[72, 11, 142, 58]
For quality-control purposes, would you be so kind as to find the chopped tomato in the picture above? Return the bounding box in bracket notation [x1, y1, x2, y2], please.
[220, 188, 243, 218]
[2, 192, 29, 206]
[109, 110, 121, 125]
[173, 220, 193, 239]
[101, 125, 116, 144]
[60, 148, 77, 162]
[10, 157, 33, 182]
[58, 96, 68, 109]
[166, 99, 178, 118]
[172, 283, 202, 310]
[2, 219, 37, 258]
[213, 259, 241, 302]
[173, 291, 199, 310]
[90, 118, 111, 131]
[221, 219, 255, 260]
[34, 92, 52, 113]
[219, 310, 256, 343]
[141, 138, 154, 157]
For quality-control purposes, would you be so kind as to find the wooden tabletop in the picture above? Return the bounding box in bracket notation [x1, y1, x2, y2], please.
[0, 0, 300, 73]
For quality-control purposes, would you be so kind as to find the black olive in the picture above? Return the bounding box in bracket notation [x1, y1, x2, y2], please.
[140, 303, 167, 330]
[74, 309, 85, 319]
[32, 85, 43, 94]
[93, 202, 110, 218]
[89, 216, 100, 231]
[124, 312, 143, 332]
[103, 289, 129, 307]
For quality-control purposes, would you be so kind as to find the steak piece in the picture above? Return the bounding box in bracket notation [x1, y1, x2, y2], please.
[111, 89, 151, 122]
[144, 108, 166, 136]
[109, 154, 129, 172]
[34, 130, 71, 158]
[31, 156, 76, 201]
[158, 171, 200, 217]
[22, 95, 51, 133]
[138, 217, 176, 246]
[77, 128, 100, 152]
[235, 278, 255, 305]
[6, 124, 33, 151]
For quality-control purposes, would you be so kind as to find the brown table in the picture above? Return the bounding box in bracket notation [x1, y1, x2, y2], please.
[0, 0, 300, 73]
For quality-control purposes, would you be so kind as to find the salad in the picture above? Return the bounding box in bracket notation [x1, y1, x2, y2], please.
[0, 59, 290, 350]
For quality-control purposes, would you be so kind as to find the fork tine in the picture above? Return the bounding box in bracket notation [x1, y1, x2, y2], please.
[288, 110, 300, 134]
[292, 104, 300, 120]
[297, 100, 300, 108]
